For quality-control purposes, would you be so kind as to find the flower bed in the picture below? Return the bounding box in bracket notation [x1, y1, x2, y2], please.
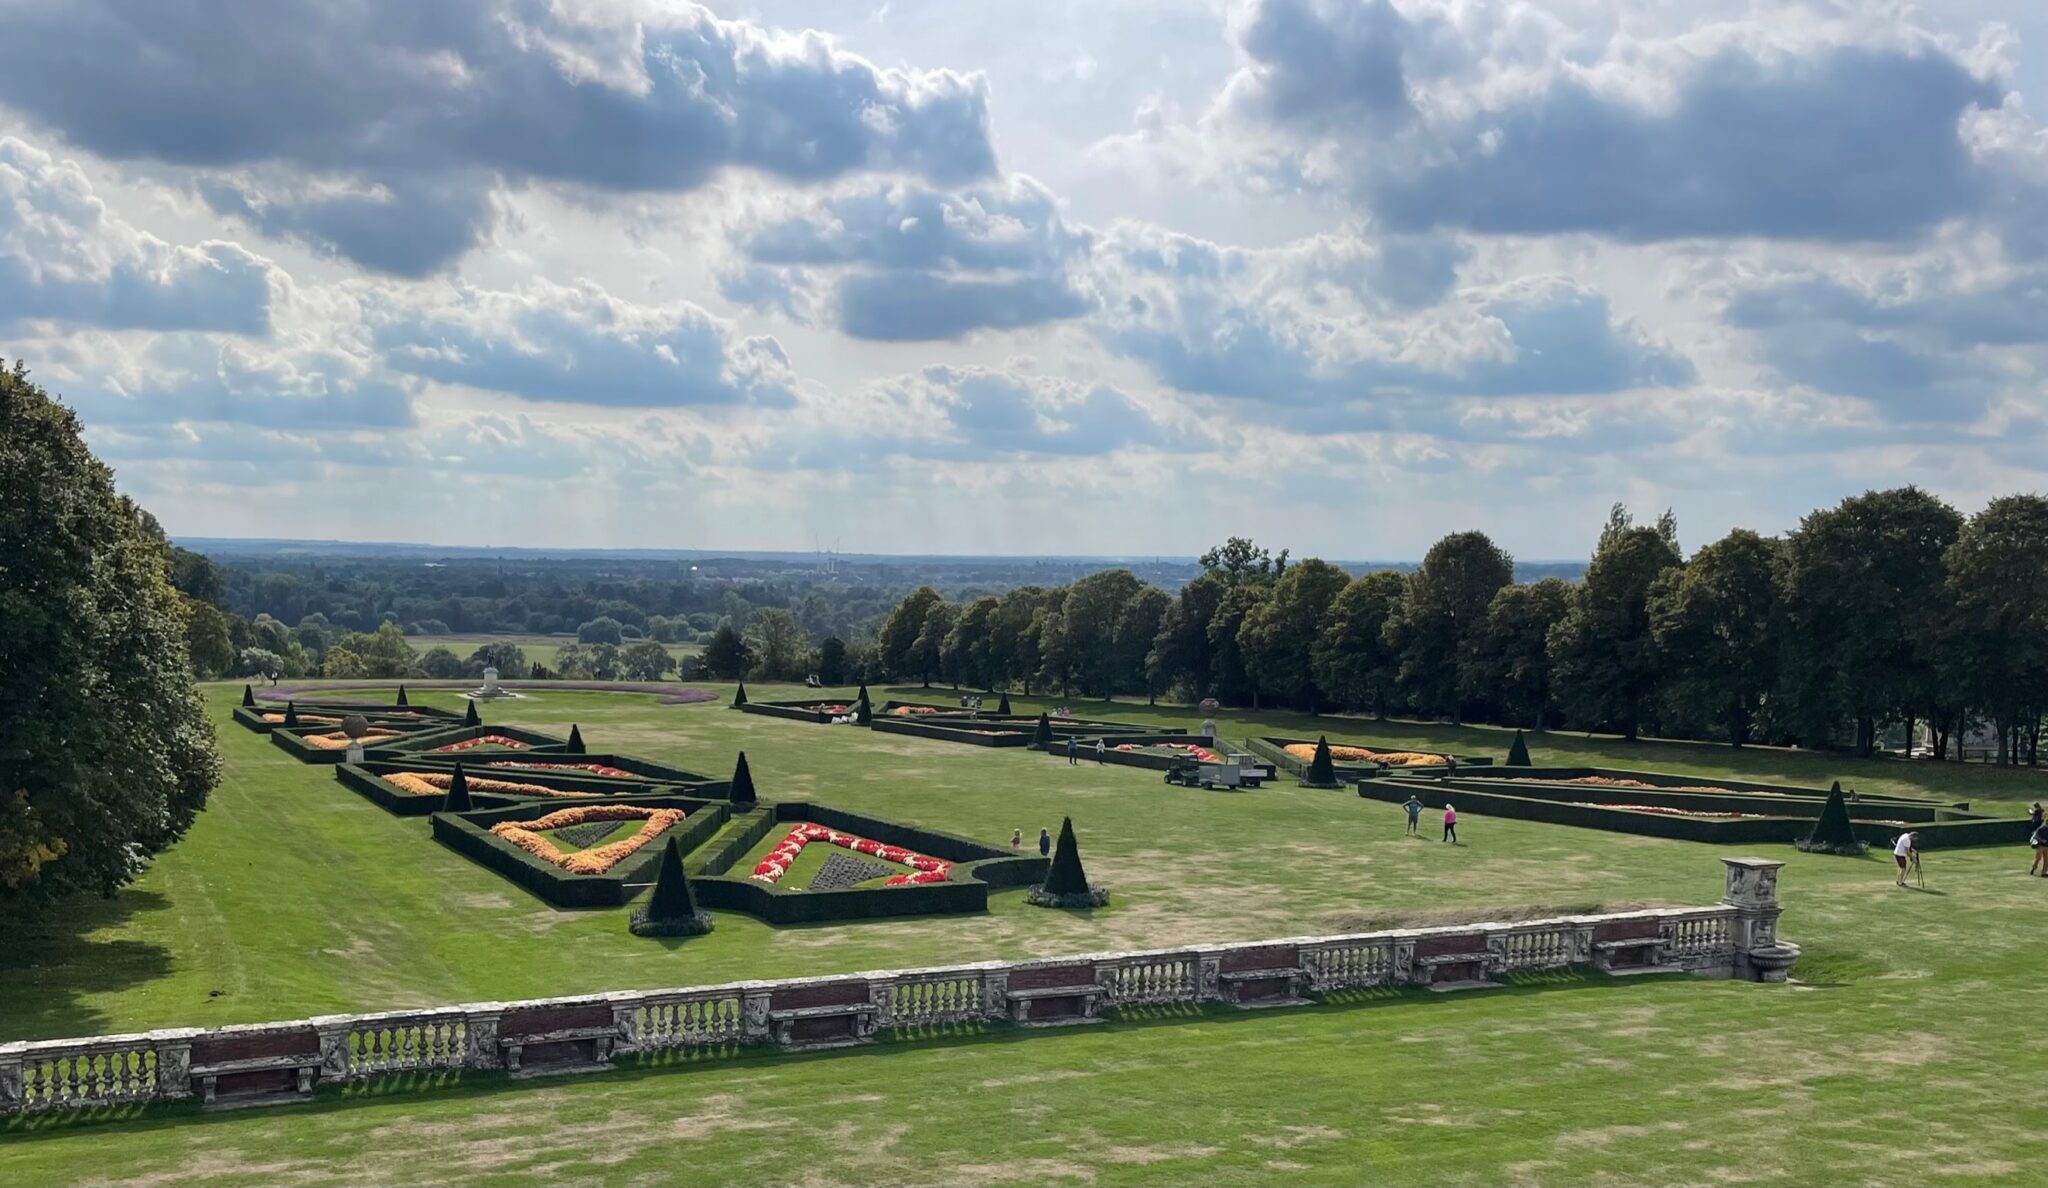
[258, 712, 341, 726]
[483, 760, 635, 779]
[432, 734, 532, 753]
[302, 728, 403, 750]
[888, 705, 944, 716]
[489, 805, 686, 875]
[1504, 775, 1743, 795]
[749, 824, 951, 887]
[1118, 741, 1222, 763]
[1283, 742, 1448, 767]
[384, 771, 594, 799]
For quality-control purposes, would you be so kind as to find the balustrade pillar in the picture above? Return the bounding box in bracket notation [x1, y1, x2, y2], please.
[740, 988, 772, 1043]
[149, 1028, 201, 1099]
[464, 1006, 505, 1070]
[310, 1016, 355, 1080]
[1721, 857, 1798, 982]
[1, 1041, 24, 1115]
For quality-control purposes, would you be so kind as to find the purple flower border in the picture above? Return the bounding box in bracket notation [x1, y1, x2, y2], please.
[253, 681, 718, 706]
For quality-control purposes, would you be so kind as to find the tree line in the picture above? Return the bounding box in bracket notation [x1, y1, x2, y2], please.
[872, 491, 2048, 764]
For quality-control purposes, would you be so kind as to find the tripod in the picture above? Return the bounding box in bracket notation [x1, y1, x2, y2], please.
[1909, 851, 1923, 889]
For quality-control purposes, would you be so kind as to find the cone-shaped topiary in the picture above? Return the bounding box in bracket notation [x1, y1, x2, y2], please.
[1796, 781, 1866, 855]
[283, 701, 300, 727]
[1032, 711, 1053, 749]
[1302, 735, 1339, 787]
[997, 691, 1012, 716]
[395, 684, 409, 707]
[566, 724, 585, 754]
[630, 837, 713, 937]
[732, 681, 748, 708]
[730, 751, 757, 807]
[855, 684, 873, 726]
[1506, 730, 1532, 766]
[463, 699, 481, 727]
[444, 762, 473, 812]
[1029, 816, 1108, 908]
[241, 684, 256, 707]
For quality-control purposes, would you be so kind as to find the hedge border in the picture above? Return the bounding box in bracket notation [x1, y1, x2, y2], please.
[867, 717, 1035, 747]
[1041, 733, 1226, 771]
[232, 704, 460, 734]
[1428, 775, 1967, 824]
[267, 720, 472, 765]
[1249, 735, 1493, 780]
[334, 762, 701, 817]
[430, 795, 733, 908]
[1412, 765, 1957, 808]
[737, 700, 861, 724]
[372, 723, 575, 758]
[381, 751, 722, 789]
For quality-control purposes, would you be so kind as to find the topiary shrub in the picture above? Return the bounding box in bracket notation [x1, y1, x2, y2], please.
[283, 701, 300, 728]
[1028, 816, 1108, 908]
[730, 751, 757, 807]
[1032, 711, 1053, 749]
[395, 684, 409, 707]
[567, 724, 585, 754]
[856, 683, 872, 726]
[1507, 730, 1532, 766]
[1301, 735, 1340, 787]
[997, 691, 1012, 716]
[1796, 781, 1867, 855]
[732, 681, 748, 708]
[629, 837, 713, 937]
[443, 762, 473, 812]
[463, 700, 481, 727]
[241, 684, 256, 708]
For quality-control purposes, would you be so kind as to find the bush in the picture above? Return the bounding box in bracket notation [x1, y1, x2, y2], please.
[566, 724, 585, 754]
[1797, 782, 1867, 855]
[444, 763, 473, 812]
[1302, 736, 1340, 787]
[731, 681, 748, 708]
[997, 691, 1012, 716]
[1029, 817, 1108, 909]
[730, 751, 757, 807]
[1507, 730, 1532, 766]
[1032, 712, 1053, 749]
[629, 837, 712, 937]
[577, 617, 625, 646]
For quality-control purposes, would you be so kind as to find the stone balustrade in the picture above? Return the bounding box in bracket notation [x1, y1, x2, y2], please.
[0, 858, 1793, 1116]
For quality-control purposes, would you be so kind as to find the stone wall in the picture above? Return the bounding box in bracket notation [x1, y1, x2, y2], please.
[0, 859, 1792, 1116]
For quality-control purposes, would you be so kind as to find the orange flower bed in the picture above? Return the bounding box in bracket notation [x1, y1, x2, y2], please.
[1282, 743, 1448, 767]
[889, 705, 944, 716]
[304, 728, 402, 750]
[1501, 775, 1741, 795]
[384, 772, 594, 799]
[489, 805, 684, 874]
[260, 712, 340, 725]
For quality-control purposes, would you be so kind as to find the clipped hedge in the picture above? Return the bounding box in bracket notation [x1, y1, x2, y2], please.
[1445, 766, 1952, 808]
[867, 717, 1034, 747]
[267, 719, 466, 765]
[1433, 775, 1958, 824]
[1250, 736, 1492, 780]
[373, 722, 574, 757]
[430, 795, 732, 908]
[737, 699, 860, 724]
[334, 762, 700, 817]
[232, 704, 459, 734]
[1048, 734, 1226, 771]
[388, 751, 723, 791]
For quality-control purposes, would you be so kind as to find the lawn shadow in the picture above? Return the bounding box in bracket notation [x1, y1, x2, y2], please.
[0, 890, 176, 1041]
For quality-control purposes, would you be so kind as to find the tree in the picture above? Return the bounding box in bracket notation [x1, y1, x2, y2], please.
[577, 616, 625, 646]
[1312, 570, 1405, 717]
[990, 586, 1057, 691]
[620, 641, 675, 682]
[943, 597, 1000, 690]
[701, 623, 753, 681]
[1206, 582, 1270, 706]
[732, 681, 749, 708]
[184, 599, 237, 678]
[1780, 488, 1962, 753]
[879, 587, 945, 678]
[1115, 586, 1173, 704]
[466, 642, 528, 679]
[816, 636, 849, 685]
[745, 608, 809, 681]
[419, 646, 465, 679]
[629, 837, 712, 936]
[1149, 573, 1225, 702]
[1386, 532, 1514, 720]
[1, 361, 220, 905]
[729, 752, 757, 807]
[1028, 817, 1107, 908]
[1200, 537, 1288, 586]
[1464, 578, 1573, 731]
[327, 622, 417, 679]
[1032, 711, 1053, 749]
[169, 547, 227, 608]
[908, 600, 958, 688]
[1940, 496, 2048, 765]
[462, 700, 481, 727]
[1239, 558, 1349, 711]
[1550, 515, 1682, 740]
[1054, 569, 1146, 698]
[1648, 530, 1783, 746]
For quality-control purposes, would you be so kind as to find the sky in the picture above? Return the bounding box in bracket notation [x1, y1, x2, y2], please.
[3, 0, 2047, 561]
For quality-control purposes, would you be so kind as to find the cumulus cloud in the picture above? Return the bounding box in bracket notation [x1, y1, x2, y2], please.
[0, 0, 996, 274]
[0, 137, 273, 333]
[727, 176, 1094, 340]
[32, 331, 415, 430]
[369, 279, 798, 409]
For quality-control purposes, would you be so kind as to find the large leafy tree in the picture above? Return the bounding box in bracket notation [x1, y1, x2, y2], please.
[816, 636, 849, 685]
[1054, 569, 1145, 698]
[1549, 509, 1683, 739]
[1313, 570, 1406, 716]
[1114, 586, 1172, 703]
[1463, 578, 1573, 731]
[908, 599, 957, 687]
[878, 586, 944, 679]
[745, 607, 809, 681]
[699, 622, 752, 680]
[1386, 531, 1514, 721]
[943, 596, 1001, 690]
[620, 640, 677, 682]
[1648, 529, 1783, 746]
[1779, 487, 1962, 753]
[1, 361, 220, 905]
[465, 642, 528, 679]
[989, 586, 1055, 691]
[1941, 496, 2048, 764]
[1147, 572, 1225, 701]
[1239, 558, 1350, 710]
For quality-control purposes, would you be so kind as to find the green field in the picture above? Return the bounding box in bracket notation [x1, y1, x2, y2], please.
[5, 684, 2048, 1185]
[423, 631, 703, 664]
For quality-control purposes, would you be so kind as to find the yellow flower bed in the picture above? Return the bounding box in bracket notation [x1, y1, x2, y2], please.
[384, 772, 592, 798]
[303, 728, 402, 750]
[1282, 742, 1449, 767]
[489, 805, 685, 874]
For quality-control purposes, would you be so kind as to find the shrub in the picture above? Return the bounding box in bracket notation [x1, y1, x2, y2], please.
[856, 683, 872, 726]
[1797, 782, 1867, 855]
[1506, 730, 1531, 766]
[241, 685, 256, 708]
[1032, 712, 1053, 749]
[463, 700, 480, 727]
[1303, 736, 1340, 787]
[284, 701, 301, 728]
[444, 762, 473, 812]
[630, 837, 712, 937]
[997, 691, 1012, 716]
[396, 684, 410, 707]
[730, 752, 757, 807]
[731, 681, 748, 708]
[1029, 817, 1108, 908]
[567, 724, 585, 754]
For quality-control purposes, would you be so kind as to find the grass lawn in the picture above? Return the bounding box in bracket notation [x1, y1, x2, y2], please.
[5, 682, 2048, 1185]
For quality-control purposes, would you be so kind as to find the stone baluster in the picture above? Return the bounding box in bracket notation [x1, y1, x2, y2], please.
[150, 1028, 200, 1100]
[311, 1016, 355, 1080]
[740, 987, 772, 1043]
[465, 1005, 505, 1071]
[1721, 857, 1798, 982]
[1, 1041, 24, 1116]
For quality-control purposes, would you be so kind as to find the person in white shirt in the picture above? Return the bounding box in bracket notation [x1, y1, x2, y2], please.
[1893, 832, 1918, 887]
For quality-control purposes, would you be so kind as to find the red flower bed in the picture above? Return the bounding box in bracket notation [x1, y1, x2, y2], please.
[1118, 742, 1222, 763]
[748, 824, 951, 887]
[483, 760, 635, 779]
[431, 734, 532, 752]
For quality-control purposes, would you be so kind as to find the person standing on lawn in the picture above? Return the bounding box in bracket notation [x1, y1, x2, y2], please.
[2030, 804, 2045, 875]
[1894, 831, 1918, 887]
[1442, 803, 1459, 844]
[2031, 819, 2048, 877]
[1011, 828, 1023, 851]
[1095, 738, 1106, 765]
[1403, 795, 1423, 836]
[1039, 827, 1052, 857]
[1066, 736, 1078, 765]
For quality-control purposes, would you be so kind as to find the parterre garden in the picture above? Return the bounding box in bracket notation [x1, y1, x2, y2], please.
[7, 682, 2048, 1185]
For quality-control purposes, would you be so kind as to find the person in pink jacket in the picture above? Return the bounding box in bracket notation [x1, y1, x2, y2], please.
[1442, 803, 1458, 844]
